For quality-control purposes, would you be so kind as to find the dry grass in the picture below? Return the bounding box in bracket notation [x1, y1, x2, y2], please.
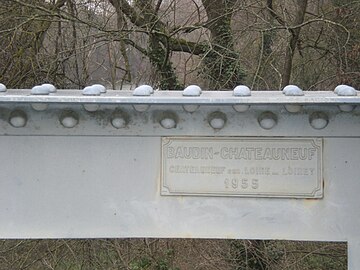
[0, 239, 346, 270]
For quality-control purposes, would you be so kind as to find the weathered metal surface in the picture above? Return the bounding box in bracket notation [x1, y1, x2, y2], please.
[0, 89, 359, 104]
[0, 103, 358, 137]
[0, 88, 359, 269]
[161, 137, 323, 198]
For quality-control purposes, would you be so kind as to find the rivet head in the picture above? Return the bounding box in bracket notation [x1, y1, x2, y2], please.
[83, 104, 100, 112]
[160, 118, 176, 129]
[9, 110, 27, 127]
[60, 111, 79, 128]
[282, 85, 304, 96]
[111, 110, 129, 129]
[309, 112, 328, 130]
[183, 104, 199, 113]
[111, 117, 126, 129]
[208, 112, 226, 130]
[233, 104, 250, 112]
[41, 83, 57, 93]
[31, 103, 48, 111]
[91, 84, 107, 93]
[31, 85, 50, 95]
[82, 85, 101, 96]
[233, 85, 251, 96]
[0, 83, 7, 92]
[334, 85, 357, 96]
[338, 104, 355, 112]
[233, 85, 251, 112]
[285, 104, 302, 113]
[133, 85, 153, 96]
[183, 85, 202, 96]
[159, 111, 178, 129]
[258, 112, 277, 129]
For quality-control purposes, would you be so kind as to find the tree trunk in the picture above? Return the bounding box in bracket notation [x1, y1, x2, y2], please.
[110, 0, 182, 89]
[201, 0, 244, 89]
[111, 0, 132, 88]
[281, 0, 308, 88]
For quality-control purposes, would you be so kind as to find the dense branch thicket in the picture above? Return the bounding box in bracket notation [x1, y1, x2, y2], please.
[0, 239, 348, 269]
[0, 0, 358, 90]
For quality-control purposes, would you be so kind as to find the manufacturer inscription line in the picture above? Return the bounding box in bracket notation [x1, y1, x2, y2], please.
[166, 146, 317, 161]
[169, 165, 225, 174]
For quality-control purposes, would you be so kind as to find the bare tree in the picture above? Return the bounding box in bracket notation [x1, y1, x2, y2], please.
[107, 0, 246, 89]
[0, 0, 358, 90]
[281, 0, 308, 88]
[0, 0, 67, 87]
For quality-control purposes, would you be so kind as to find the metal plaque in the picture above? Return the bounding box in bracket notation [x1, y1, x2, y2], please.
[161, 137, 323, 198]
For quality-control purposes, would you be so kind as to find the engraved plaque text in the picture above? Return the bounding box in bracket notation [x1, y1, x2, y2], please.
[161, 137, 323, 198]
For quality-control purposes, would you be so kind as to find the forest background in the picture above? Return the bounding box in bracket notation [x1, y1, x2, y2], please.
[1, 0, 359, 91]
[0, 0, 356, 268]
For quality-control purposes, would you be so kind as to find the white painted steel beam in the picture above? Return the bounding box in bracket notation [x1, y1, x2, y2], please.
[0, 89, 359, 104]
[0, 87, 359, 269]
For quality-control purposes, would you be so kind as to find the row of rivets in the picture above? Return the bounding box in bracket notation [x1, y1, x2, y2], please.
[0, 82, 357, 96]
[28, 102, 357, 114]
[7, 110, 329, 130]
[1, 83, 358, 115]
[128, 84, 357, 113]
